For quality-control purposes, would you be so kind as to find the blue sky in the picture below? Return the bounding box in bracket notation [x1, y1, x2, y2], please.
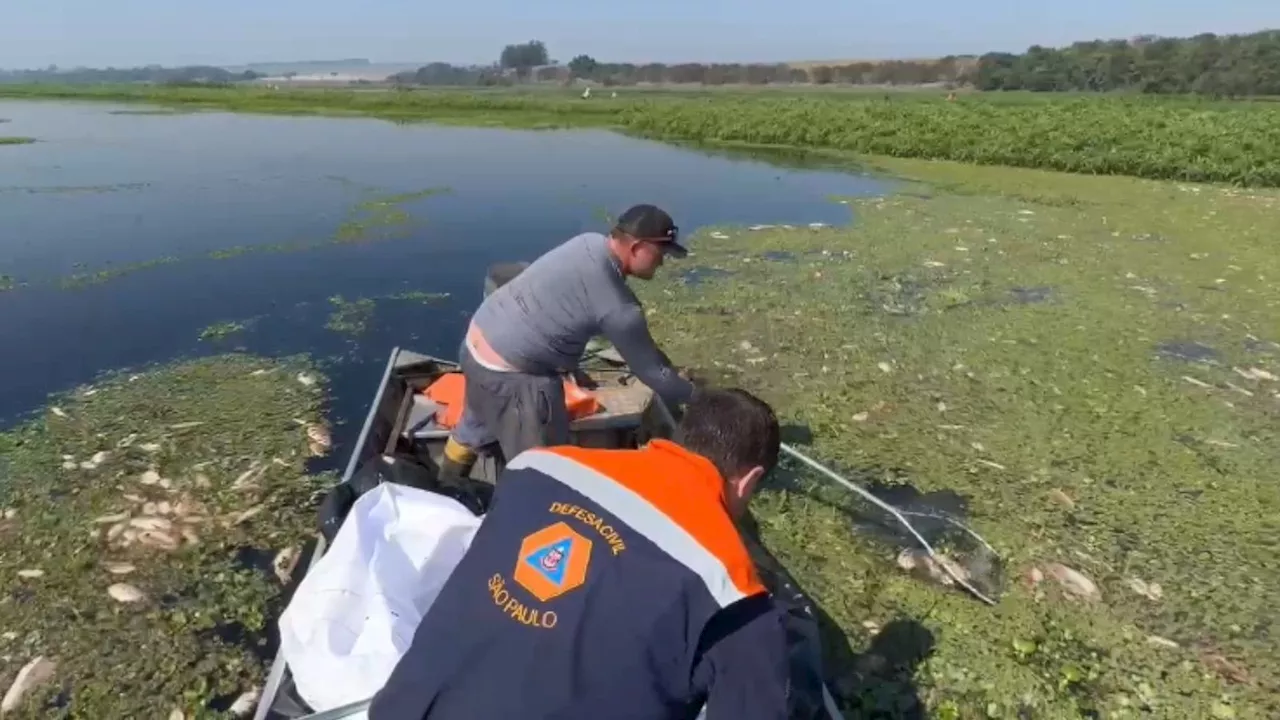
[2, 0, 1276, 69]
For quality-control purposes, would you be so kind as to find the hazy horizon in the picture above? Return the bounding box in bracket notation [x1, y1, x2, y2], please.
[2, 0, 1275, 71]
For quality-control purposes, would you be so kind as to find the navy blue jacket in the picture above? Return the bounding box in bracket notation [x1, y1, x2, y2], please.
[368, 440, 790, 720]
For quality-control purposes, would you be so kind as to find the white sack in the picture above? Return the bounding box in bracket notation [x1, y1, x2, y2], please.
[278, 483, 482, 712]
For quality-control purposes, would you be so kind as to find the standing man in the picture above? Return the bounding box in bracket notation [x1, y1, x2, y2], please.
[440, 204, 697, 483]
[370, 387, 790, 720]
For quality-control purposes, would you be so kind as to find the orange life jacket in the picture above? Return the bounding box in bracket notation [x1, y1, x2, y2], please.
[423, 372, 602, 429]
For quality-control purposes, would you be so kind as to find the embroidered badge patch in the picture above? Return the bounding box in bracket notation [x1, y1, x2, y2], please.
[513, 521, 593, 601]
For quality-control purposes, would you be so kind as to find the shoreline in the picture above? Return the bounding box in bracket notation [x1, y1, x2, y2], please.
[2, 85, 1277, 187]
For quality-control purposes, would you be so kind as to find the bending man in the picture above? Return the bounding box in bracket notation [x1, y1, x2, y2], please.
[371, 387, 789, 720]
[441, 204, 696, 483]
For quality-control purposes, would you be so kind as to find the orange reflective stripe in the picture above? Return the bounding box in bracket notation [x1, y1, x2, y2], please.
[516, 443, 765, 603]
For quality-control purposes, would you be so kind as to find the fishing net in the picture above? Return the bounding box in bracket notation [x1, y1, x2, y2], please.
[778, 444, 1006, 605]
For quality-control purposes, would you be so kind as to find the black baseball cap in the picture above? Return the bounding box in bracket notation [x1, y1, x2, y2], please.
[613, 204, 687, 258]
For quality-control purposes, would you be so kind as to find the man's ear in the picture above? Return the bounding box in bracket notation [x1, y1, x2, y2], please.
[732, 465, 766, 498]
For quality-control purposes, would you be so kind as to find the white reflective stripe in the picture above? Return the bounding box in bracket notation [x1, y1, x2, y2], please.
[464, 335, 515, 373]
[507, 449, 747, 608]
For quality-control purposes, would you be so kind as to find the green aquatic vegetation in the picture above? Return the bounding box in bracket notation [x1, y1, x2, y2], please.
[0, 354, 334, 718]
[0, 136, 36, 145]
[106, 108, 191, 116]
[198, 318, 260, 341]
[332, 186, 449, 244]
[206, 240, 313, 260]
[0, 274, 17, 292]
[0, 182, 151, 195]
[638, 158, 1280, 718]
[59, 257, 180, 288]
[325, 295, 376, 335]
[384, 289, 451, 304]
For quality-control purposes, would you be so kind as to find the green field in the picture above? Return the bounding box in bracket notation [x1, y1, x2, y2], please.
[3, 84, 1280, 186]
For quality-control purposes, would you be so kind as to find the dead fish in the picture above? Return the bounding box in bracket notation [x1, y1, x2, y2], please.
[50, 407, 67, 418]
[232, 463, 265, 491]
[120, 527, 140, 545]
[93, 512, 131, 524]
[157, 501, 172, 515]
[79, 450, 110, 469]
[193, 473, 211, 488]
[1235, 366, 1277, 382]
[107, 583, 146, 603]
[1048, 489, 1076, 510]
[308, 441, 328, 457]
[1045, 562, 1100, 601]
[142, 502, 159, 515]
[1, 508, 15, 520]
[1128, 577, 1164, 602]
[229, 686, 261, 717]
[1, 656, 58, 714]
[296, 372, 317, 386]
[180, 528, 200, 546]
[129, 516, 172, 531]
[116, 433, 138, 448]
[273, 547, 299, 584]
[306, 424, 331, 449]
[107, 523, 128, 542]
[158, 477, 173, 490]
[169, 421, 204, 430]
[895, 548, 968, 587]
[233, 506, 263, 525]
[61, 461, 78, 470]
[169, 709, 186, 720]
[17, 569, 44, 579]
[139, 470, 161, 485]
[139, 442, 162, 453]
[104, 562, 136, 575]
[122, 493, 145, 503]
[138, 530, 179, 550]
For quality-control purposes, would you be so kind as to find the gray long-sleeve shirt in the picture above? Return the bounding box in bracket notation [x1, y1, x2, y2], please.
[470, 232, 695, 408]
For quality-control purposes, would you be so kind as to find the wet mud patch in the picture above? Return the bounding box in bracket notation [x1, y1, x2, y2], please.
[0, 354, 335, 718]
[1009, 286, 1055, 304]
[1244, 336, 1279, 355]
[1154, 340, 1220, 364]
[680, 266, 735, 286]
[761, 250, 797, 262]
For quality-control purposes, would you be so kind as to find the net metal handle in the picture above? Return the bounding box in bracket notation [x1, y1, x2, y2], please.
[780, 443, 997, 606]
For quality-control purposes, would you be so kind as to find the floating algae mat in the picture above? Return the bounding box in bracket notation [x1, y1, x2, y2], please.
[0, 354, 336, 718]
[638, 161, 1280, 718]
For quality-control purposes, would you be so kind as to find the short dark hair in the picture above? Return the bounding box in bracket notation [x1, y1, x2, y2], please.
[674, 388, 780, 481]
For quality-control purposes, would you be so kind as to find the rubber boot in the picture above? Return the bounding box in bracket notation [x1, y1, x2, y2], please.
[438, 436, 477, 487]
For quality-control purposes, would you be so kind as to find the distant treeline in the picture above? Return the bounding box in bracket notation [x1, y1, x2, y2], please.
[390, 57, 971, 88]
[975, 31, 1280, 96]
[0, 65, 261, 86]
[395, 29, 1280, 97]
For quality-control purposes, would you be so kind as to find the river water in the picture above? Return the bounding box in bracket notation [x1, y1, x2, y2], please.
[0, 99, 887, 449]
